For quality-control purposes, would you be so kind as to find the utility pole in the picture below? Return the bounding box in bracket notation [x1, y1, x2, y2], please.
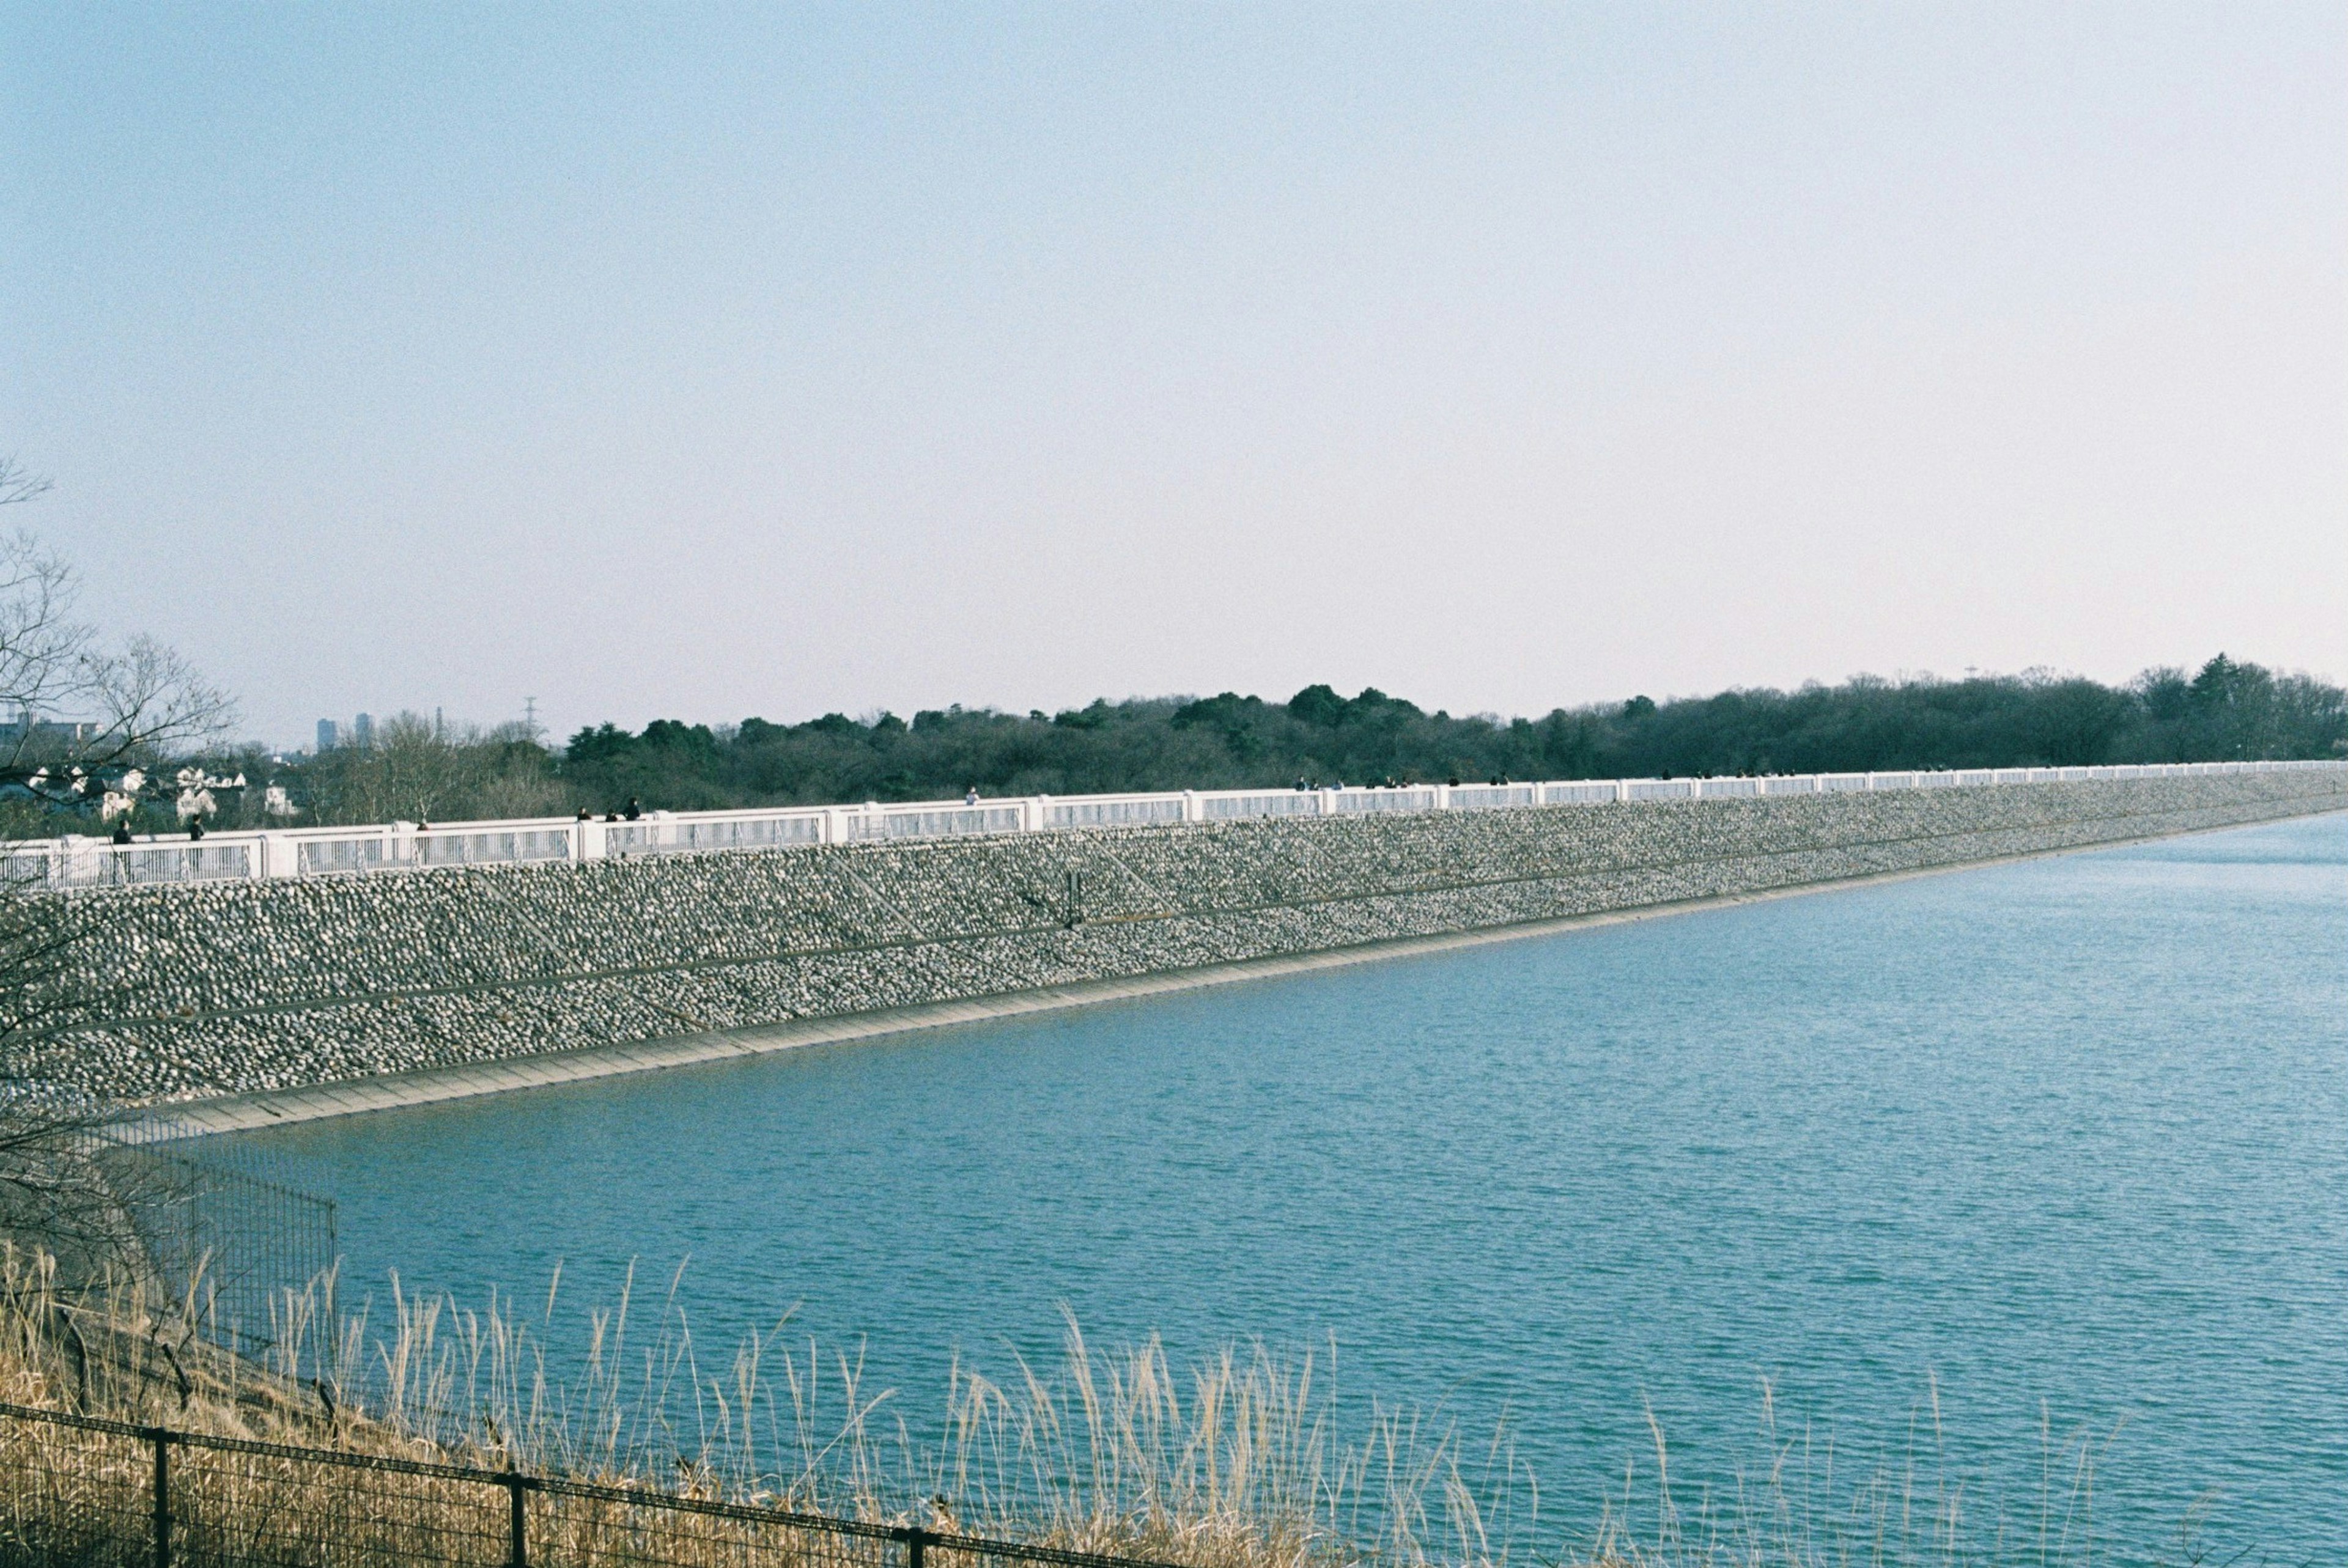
[523, 696, 540, 743]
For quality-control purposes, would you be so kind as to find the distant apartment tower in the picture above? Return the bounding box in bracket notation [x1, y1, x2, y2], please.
[352, 712, 374, 748]
[316, 718, 339, 752]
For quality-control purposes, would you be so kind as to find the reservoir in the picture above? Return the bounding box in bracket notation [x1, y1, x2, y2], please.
[232, 813, 2347, 1561]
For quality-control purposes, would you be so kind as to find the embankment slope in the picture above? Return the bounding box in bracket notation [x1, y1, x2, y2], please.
[29, 771, 2346, 1117]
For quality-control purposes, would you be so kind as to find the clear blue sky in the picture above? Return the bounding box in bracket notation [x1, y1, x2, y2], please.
[5, 4, 2342, 748]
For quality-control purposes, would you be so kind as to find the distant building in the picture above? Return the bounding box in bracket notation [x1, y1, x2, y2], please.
[316, 718, 340, 752]
[352, 712, 374, 749]
[0, 707, 100, 745]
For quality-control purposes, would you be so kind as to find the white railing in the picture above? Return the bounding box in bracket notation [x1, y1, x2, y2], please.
[0, 841, 260, 887]
[4, 758, 2339, 890]
[1334, 786, 1441, 814]
[606, 807, 827, 857]
[1451, 784, 1540, 809]
[1197, 789, 1322, 820]
[1041, 794, 1188, 829]
[416, 825, 578, 868]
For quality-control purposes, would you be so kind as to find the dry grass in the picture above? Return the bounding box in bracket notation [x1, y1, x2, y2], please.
[0, 1246, 2160, 1568]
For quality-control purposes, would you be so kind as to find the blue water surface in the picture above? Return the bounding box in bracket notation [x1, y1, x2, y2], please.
[237, 814, 2348, 1561]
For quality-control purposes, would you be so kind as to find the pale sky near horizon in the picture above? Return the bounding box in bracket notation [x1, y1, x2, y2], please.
[5, 4, 2343, 749]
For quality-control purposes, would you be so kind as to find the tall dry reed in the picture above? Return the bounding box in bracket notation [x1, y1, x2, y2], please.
[0, 1245, 2158, 1568]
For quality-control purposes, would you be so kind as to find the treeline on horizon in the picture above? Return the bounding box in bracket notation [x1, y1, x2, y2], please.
[232, 653, 2348, 828]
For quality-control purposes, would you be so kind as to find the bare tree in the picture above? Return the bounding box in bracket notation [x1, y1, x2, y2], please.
[299, 712, 569, 825]
[0, 455, 220, 1275]
[0, 454, 234, 810]
[0, 454, 51, 510]
[0, 534, 235, 805]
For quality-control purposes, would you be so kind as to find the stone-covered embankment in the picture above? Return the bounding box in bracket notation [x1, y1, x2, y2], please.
[26, 771, 2347, 1107]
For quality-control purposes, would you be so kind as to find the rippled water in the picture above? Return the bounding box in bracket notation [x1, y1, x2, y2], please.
[237, 814, 2348, 1560]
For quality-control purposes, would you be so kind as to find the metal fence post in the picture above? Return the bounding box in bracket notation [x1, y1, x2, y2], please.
[149, 1427, 170, 1568]
[506, 1473, 528, 1568]
[906, 1525, 930, 1568]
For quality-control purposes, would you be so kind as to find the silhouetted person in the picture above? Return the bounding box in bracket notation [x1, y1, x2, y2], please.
[622, 797, 642, 821]
[187, 815, 205, 841]
[577, 807, 592, 821]
[111, 820, 132, 845]
[964, 786, 980, 805]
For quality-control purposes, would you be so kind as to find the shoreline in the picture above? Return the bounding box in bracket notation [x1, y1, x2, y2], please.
[128, 809, 2336, 1139]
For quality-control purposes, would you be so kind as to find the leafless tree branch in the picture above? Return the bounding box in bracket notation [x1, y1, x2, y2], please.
[0, 527, 237, 798]
[0, 457, 209, 1277]
[0, 455, 53, 510]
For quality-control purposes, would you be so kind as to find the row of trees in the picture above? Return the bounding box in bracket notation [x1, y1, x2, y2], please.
[2, 451, 2333, 831]
[0, 447, 2338, 828]
[548, 660, 2347, 812]
[217, 656, 2345, 828]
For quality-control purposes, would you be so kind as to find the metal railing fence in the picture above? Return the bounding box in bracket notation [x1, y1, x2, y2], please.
[0, 1400, 1185, 1568]
[4, 759, 2341, 891]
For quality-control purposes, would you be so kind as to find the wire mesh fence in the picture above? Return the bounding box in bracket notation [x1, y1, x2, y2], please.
[0, 1404, 152, 1568]
[0, 1401, 1187, 1568]
[95, 1134, 338, 1358]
